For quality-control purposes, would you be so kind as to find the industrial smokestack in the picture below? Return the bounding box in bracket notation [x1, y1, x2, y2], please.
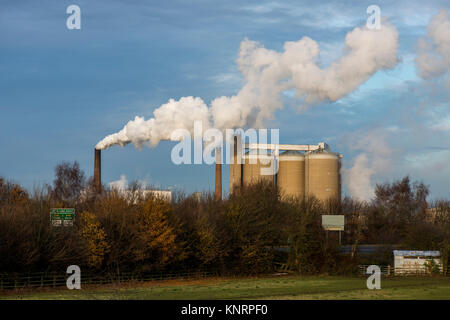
[94, 148, 102, 192]
[215, 148, 222, 200]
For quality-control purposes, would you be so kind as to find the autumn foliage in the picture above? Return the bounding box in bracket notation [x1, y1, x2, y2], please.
[0, 163, 448, 276]
[79, 211, 109, 269]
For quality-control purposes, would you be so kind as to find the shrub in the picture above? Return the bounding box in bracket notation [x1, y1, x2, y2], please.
[79, 211, 110, 269]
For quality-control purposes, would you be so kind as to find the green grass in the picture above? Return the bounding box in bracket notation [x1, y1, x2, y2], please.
[1, 275, 449, 300]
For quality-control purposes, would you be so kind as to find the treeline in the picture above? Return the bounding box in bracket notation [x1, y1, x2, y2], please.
[0, 161, 448, 275]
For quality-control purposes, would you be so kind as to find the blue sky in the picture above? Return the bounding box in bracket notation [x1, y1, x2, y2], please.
[1, 0, 449, 199]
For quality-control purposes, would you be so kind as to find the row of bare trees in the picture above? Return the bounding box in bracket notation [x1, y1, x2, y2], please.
[0, 162, 448, 275]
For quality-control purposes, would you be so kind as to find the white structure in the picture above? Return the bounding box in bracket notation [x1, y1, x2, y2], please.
[109, 188, 172, 203]
[141, 189, 172, 202]
[244, 142, 330, 153]
[322, 215, 345, 231]
[393, 250, 442, 274]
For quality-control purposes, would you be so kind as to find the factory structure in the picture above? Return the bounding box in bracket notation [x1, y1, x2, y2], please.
[94, 137, 342, 202]
[220, 138, 342, 201]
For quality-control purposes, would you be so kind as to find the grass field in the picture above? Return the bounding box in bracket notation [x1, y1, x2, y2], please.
[1, 275, 449, 300]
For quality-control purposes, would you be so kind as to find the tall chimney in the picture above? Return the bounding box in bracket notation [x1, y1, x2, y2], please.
[215, 148, 222, 200]
[94, 148, 102, 192]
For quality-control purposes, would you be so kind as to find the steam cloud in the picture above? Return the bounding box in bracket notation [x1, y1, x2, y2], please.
[344, 130, 392, 201]
[97, 97, 210, 150]
[96, 20, 399, 150]
[109, 174, 149, 191]
[344, 10, 450, 201]
[109, 174, 128, 191]
[415, 9, 450, 80]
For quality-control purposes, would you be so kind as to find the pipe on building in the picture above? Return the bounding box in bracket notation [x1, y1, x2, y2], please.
[215, 147, 222, 200]
[234, 136, 243, 188]
[229, 135, 243, 194]
[94, 148, 102, 193]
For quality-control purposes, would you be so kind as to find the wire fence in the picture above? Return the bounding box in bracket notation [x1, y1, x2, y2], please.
[358, 264, 444, 276]
[0, 269, 221, 290]
[2, 265, 446, 290]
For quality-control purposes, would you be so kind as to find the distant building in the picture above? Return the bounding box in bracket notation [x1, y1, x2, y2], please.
[192, 192, 202, 202]
[79, 187, 172, 203]
[140, 189, 172, 202]
[109, 187, 172, 203]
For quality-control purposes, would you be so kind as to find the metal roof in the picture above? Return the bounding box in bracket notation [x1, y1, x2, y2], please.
[393, 250, 441, 257]
[280, 150, 304, 156]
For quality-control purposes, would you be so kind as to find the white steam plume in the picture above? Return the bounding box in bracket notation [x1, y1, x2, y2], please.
[344, 130, 392, 201]
[96, 97, 210, 150]
[109, 174, 128, 191]
[415, 9, 450, 80]
[109, 174, 150, 191]
[96, 20, 398, 150]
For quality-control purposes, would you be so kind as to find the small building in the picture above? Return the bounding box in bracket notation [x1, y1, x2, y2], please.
[141, 189, 172, 202]
[192, 192, 202, 202]
[109, 188, 172, 203]
[393, 250, 442, 274]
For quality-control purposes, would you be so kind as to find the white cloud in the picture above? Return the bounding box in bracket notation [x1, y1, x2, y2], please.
[210, 72, 242, 84]
[415, 9, 450, 79]
[431, 116, 450, 131]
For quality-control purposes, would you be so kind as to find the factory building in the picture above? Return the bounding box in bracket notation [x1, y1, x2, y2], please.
[229, 141, 342, 202]
[94, 139, 342, 202]
[278, 151, 305, 199]
[304, 150, 341, 201]
[242, 151, 274, 185]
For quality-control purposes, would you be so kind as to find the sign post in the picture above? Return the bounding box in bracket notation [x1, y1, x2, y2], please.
[322, 215, 345, 245]
[50, 208, 75, 227]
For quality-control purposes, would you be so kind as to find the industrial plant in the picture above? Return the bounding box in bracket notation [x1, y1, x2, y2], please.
[94, 138, 342, 202]
[228, 141, 342, 201]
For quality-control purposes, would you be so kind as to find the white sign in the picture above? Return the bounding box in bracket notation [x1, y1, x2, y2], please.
[322, 215, 345, 231]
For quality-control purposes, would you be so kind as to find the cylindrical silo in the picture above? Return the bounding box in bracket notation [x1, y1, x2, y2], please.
[242, 151, 274, 186]
[305, 150, 341, 201]
[229, 136, 243, 194]
[277, 151, 305, 199]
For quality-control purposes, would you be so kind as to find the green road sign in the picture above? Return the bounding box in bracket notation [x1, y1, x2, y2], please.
[50, 208, 75, 227]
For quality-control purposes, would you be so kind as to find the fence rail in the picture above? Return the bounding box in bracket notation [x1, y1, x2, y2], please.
[0, 270, 220, 290]
[358, 265, 392, 276]
[2, 266, 446, 290]
[358, 265, 444, 276]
